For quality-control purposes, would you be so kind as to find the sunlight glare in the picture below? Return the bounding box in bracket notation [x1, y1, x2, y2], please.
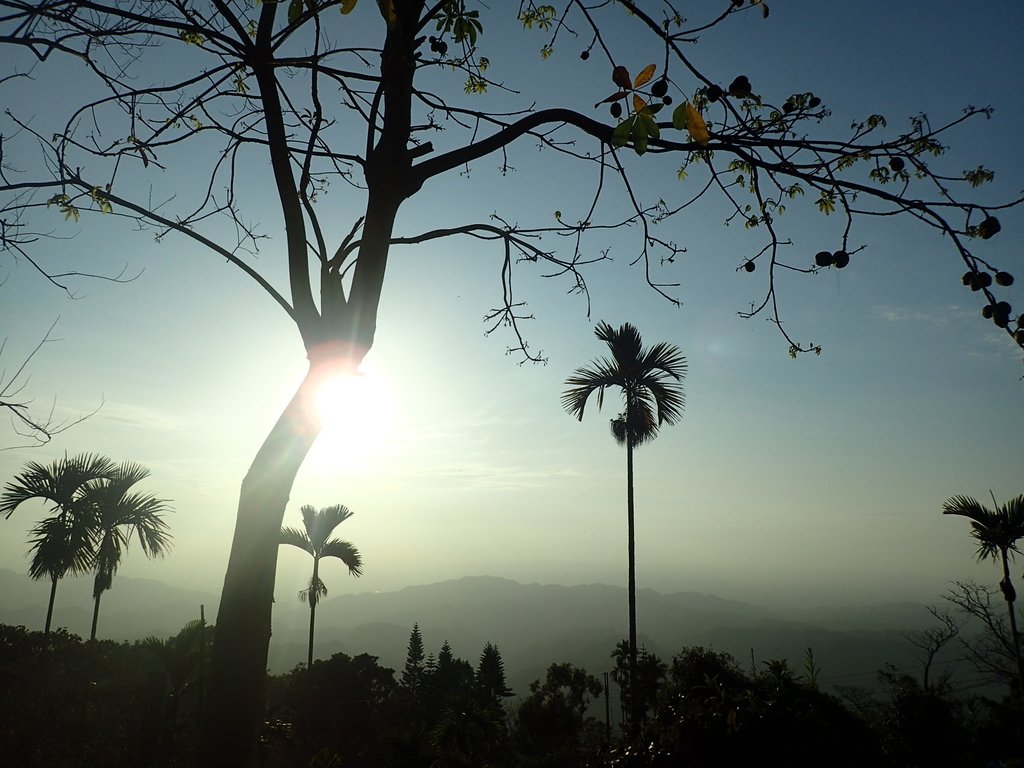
[307, 363, 398, 469]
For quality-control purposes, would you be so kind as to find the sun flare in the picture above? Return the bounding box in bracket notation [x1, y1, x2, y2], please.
[307, 363, 398, 468]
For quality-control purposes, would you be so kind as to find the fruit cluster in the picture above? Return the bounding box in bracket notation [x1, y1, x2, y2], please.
[814, 250, 850, 269]
[427, 36, 448, 56]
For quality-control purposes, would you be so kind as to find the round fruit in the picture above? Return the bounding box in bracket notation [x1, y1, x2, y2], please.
[437, 41, 448, 56]
[832, 250, 850, 269]
[808, 95, 821, 108]
[744, 261, 756, 273]
[978, 216, 1001, 239]
[889, 157, 905, 173]
[815, 251, 833, 267]
[994, 301, 1012, 319]
[962, 270, 974, 286]
[610, 101, 623, 119]
[580, 50, 590, 60]
[662, 95, 673, 106]
[995, 314, 1010, 328]
[706, 84, 723, 102]
[978, 272, 993, 288]
[1017, 314, 1024, 328]
[982, 304, 995, 319]
[729, 75, 751, 98]
[995, 271, 1014, 286]
[1015, 328, 1024, 345]
[651, 79, 668, 98]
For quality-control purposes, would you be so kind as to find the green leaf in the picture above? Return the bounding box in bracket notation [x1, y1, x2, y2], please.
[671, 102, 687, 131]
[340, 0, 357, 13]
[611, 119, 631, 148]
[288, 0, 303, 24]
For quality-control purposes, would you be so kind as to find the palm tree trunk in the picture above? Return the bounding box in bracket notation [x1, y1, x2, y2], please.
[626, 438, 639, 736]
[44, 575, 58, 637]
[90, 588, 103, 641]
[999, 548, 1024, 694]
[200, 360, 329, 767]
[307, 558, 319, 673]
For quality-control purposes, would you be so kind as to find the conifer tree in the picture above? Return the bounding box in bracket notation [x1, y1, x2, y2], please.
[477, 642, 514, 707]
[401, 623, 425, 701]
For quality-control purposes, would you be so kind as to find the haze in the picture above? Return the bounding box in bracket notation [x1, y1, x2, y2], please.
[1, 0, 1021, 621]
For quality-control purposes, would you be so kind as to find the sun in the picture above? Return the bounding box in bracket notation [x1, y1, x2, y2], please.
[307, 363, 398, 468]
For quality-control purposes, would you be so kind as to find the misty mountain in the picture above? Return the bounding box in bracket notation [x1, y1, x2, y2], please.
[0, 569, 948, 696]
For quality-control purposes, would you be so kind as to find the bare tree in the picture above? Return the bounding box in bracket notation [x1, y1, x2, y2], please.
[903, 607, 961, 693]
[1, 2, 1022, 763]
[944, 580, 1022, 694]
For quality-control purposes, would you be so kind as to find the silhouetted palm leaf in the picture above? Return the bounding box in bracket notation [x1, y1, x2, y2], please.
[943, 494, 1024, 562]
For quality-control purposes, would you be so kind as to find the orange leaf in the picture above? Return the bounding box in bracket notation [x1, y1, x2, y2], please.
[633, 63, 657, 88]
[685, 103, 709, 145]
[340, 0, 357, 14]
[633, 94, 647, 114]
[612, 66, 631, 89]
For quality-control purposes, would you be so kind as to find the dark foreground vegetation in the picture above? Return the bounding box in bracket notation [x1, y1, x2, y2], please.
[2, 622, 1020, 768]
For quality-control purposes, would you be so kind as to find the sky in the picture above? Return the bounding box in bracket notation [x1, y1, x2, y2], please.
[1, 0, 1023, 620]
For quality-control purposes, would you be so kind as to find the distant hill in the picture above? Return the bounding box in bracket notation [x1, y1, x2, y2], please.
[0, 569, 952, 697]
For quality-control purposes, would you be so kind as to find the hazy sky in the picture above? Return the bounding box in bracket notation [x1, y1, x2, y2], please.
[2, 1, 1022, 618]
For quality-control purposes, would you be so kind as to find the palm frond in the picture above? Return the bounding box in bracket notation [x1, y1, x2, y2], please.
[322, 538, 363, 576]
[565, 321, 686, 444]
[944, 494, 1024, 562]
[280, 526, 313, 554]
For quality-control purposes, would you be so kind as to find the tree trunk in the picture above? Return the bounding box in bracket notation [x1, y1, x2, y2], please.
[307, 558, 319, 673]
[626, 438, 639, 736]
[999, 547, 1024, 695]
[200, 359, 332, 767]
[90, 588, 102, 641]
[44, 576, 58, 637]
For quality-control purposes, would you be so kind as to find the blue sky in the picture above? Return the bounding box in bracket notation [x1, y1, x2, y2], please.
[1, 1, 1022, 619]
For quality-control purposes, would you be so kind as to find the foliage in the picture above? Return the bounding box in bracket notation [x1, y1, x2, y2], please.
[3, 1, 1023, 761]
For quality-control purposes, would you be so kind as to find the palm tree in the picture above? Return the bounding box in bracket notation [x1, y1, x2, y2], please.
[280, 504, 363, 671]
[0, 453, 116, 635]
[943, 493, 1024, 693]
[561, 321, 686, 731]
[80, 461, 172, 640]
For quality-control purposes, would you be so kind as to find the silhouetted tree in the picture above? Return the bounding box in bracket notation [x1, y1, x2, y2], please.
[943, 493, 1024, 693]
[611, 640, 666, 728]
[280, 504, 363, 672]
[3, 3, 1022, 761]
[402, 623, 427, 706]
[943, 579, 1024, 694]
[514, 662, 604, 767]
[477, 641, 514, 709]
[562, 321, 685, 729]
[0, 453, 116, 635]
[81, 461, 173, 641]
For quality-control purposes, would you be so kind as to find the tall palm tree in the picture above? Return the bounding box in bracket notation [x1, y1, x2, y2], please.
[0, 453, 116, 635]
[943, 493, 1024, 693]
[81, 461, 173, 640]
[280, 504, 363, 671]
[562, 321, 686, 731]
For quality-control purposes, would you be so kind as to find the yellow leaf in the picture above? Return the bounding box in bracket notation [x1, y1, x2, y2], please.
[633, 94, 647, 114]
[685, 103, 709, 145]
[633, 63, 657, 88]
[340, 0, 357, 13]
